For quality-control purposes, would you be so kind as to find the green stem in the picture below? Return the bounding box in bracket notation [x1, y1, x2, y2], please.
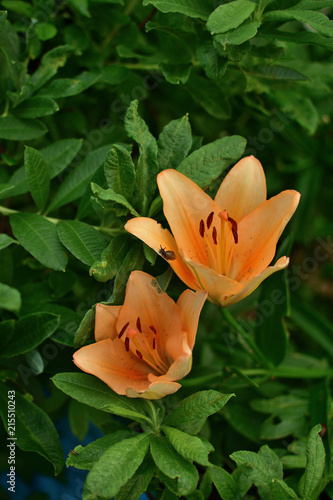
[221, 307, 274, 369]
[0, 98, 9, 118]
[145, 400, 160, 434]
[243, 368, 333, 379]
[116, 62, 161, 71]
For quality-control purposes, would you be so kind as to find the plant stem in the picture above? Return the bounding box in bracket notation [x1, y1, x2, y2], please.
[243, 368, 333, 379]
[145, 400, 160, 433]
[221, 307, 274, 369]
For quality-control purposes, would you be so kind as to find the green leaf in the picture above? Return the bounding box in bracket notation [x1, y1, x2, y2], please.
[165, 390, 234, 427]
[24, 146, 50, 212]
[0, 184, 14, 197]
[49, 269, 76, 299]
[0, 282, 21, 313]
[89, 234, 130, 282]
[214, 20, 260, 46]
[291, 0, 333, 8]
[250, 65, 308, 81]
[291, 299, 333, 359]
[73, 306, 95, 348]
[261, 29, 333, 52]
[103, 145, 135, 199]
[1, 1, 34, 17]
[162, 426, 212, 466]
[52, 372, 151, 423]
[101, 65, 131, 85]
[222, 402, 261, 443]
[177, 135, 246, 187]
[91, 182, 140, 217]
[38, 72, 100, 99]
[251, 394, 308, 440]
[142, 0, 211, 20]
[255, 270, 288, 366]
[47, 144, 110, 213]
[0, 116, 47, 140]
[231, 447, 282, 486]
[0, 382, 64, 475]
[41, 138, 83, 179]
[0, 320, 15, 351]
[30, 45, 73, 92]
[0, 234, 18, 251]
[299, 424, 326, 499]
[58, 220, 107, 266]
[14, 96, 59, 118]
[24, 348, 44, 376]
[207, 0, 256, 34]
[272, 90, 319, 135]
[10, 213, 68, 271]
[160, 63, 191, 84]
[68, 400, 89, 441]
[258, 479, 300, 499]
[115, 456, 155, 500]
[69, 0, 90, 17]
[210, 466, 238, 500]
[264, 10, 333, 38]
[35, 23, 58, 41]
[1, 139, 82, 201]
[157, 115, 192, 171]
[185, 75, 231, 120]
[150, 436, 199, 496]
[196, 37, 228, 79]
[83, 433, 152, 500]
[67, 430, 134, 469]
[124, 100, 158, 214]
[110, 242, 144, 304]
[2, 312, 60, 357]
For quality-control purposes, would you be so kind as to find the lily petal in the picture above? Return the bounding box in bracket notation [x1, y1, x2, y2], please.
[126, 380, 181, 399]
[125, 217, 199, 290]
[231, 190, 300, 282]
[95, 304, 121, 341]
[157, 169, 221, 266]
[177, 289, 208, 350]
[215, 156, 267, 221]
[223, 256, 289, 306]
[148, 351, 192, 383]
[185, 257, 243, 304]
[117, 271, 182, 361]
[73, 338, 153, 395]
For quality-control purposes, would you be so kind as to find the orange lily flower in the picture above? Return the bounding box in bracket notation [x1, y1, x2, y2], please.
[125, 156, 300, 306]
[73, 271, 207, 399]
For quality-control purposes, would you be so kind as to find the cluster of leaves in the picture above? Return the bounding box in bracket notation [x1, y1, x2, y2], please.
[0, 0, 333, 499]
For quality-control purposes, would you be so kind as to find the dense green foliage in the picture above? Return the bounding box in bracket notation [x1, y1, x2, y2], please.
[0, 0, 333, 498]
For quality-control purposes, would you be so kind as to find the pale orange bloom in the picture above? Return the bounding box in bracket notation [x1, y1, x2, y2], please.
[73, 271, 207, 399]
[125, 156, 300, 306]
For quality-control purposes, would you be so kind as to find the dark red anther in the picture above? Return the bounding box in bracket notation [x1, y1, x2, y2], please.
[199, 219, 205, 238]
[118, 321, 129, 339]
[212, 227, 217, 245]
[153, 337, 156, 350]
[207, 212, 214, 229]
[125, 337, 130, 351]
[231, 227, 238, 244]
[136, 349, 143, 359]
[228, 217, 238, 244]
[136, 317, 142, 333]
[149, 325, 157, 334]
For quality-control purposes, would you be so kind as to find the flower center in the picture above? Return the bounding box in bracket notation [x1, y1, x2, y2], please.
[117, 317, 169, 374]
[198, 210, 238, 276]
